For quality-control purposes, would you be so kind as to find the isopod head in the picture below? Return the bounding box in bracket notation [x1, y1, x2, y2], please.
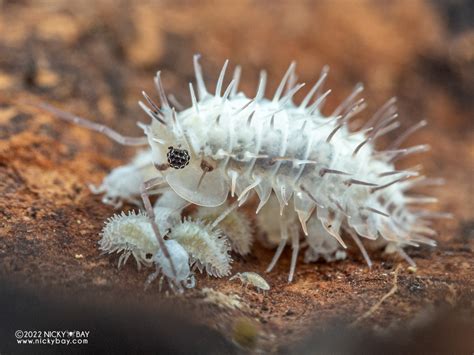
[153, 239, 191, 282]
[145, 239, 196, 292]
[91, 150, 156, 207]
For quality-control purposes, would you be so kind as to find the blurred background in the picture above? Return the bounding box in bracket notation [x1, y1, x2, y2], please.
[0, 0, 473, 353]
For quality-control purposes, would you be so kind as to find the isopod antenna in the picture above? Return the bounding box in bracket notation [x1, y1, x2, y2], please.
[34, 102, 149, 146]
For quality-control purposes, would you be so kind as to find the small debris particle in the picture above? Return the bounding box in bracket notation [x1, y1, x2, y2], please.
[285, 309, 295, 316]
[201, 287, 243, 310]
[408, 280, 425, 294]
[92, 277, 108, 286]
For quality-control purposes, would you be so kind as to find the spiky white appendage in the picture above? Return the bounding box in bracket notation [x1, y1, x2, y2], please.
[99, 210, 159, 269]
[168, 218, 232, 277]
[195, 204, 253, 256]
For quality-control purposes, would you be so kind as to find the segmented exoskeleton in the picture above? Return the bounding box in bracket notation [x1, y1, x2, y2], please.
[38, 55, 450, 286]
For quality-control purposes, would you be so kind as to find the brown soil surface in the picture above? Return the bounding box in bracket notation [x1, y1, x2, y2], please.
[0, 1, 473, 353]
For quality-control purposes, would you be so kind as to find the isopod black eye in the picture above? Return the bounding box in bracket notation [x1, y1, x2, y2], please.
[167, 146, 190, 169]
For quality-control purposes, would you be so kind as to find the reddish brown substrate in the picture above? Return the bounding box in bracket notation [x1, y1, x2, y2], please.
[0, 1, 473, 352]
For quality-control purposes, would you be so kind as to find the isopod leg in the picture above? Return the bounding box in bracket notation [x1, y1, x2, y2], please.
[396, 245, 416, 267]
[159, 276, 164, 292]
[88, 183, 105, 194]
[140, 177, 180, 285]
[347, 229, 373, 268]
[144, 268, 160, 291]
[211, 199, 239, 228]
[266, 219, 289, 273]
[288, 226, 300, 282]
[154, 190, 190, 235]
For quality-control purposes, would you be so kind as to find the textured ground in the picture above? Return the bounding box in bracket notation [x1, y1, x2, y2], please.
[0, 0, 473, 353]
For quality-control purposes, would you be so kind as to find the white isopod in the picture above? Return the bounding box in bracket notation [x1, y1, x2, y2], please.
[229, 272, 270, 292]
[99, 210, 159, 269]
[39, 55, 450, 286]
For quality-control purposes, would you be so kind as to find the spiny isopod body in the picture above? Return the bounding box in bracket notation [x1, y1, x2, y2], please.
[41, 55, 448, 286]
[137, 56, 441, 282]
